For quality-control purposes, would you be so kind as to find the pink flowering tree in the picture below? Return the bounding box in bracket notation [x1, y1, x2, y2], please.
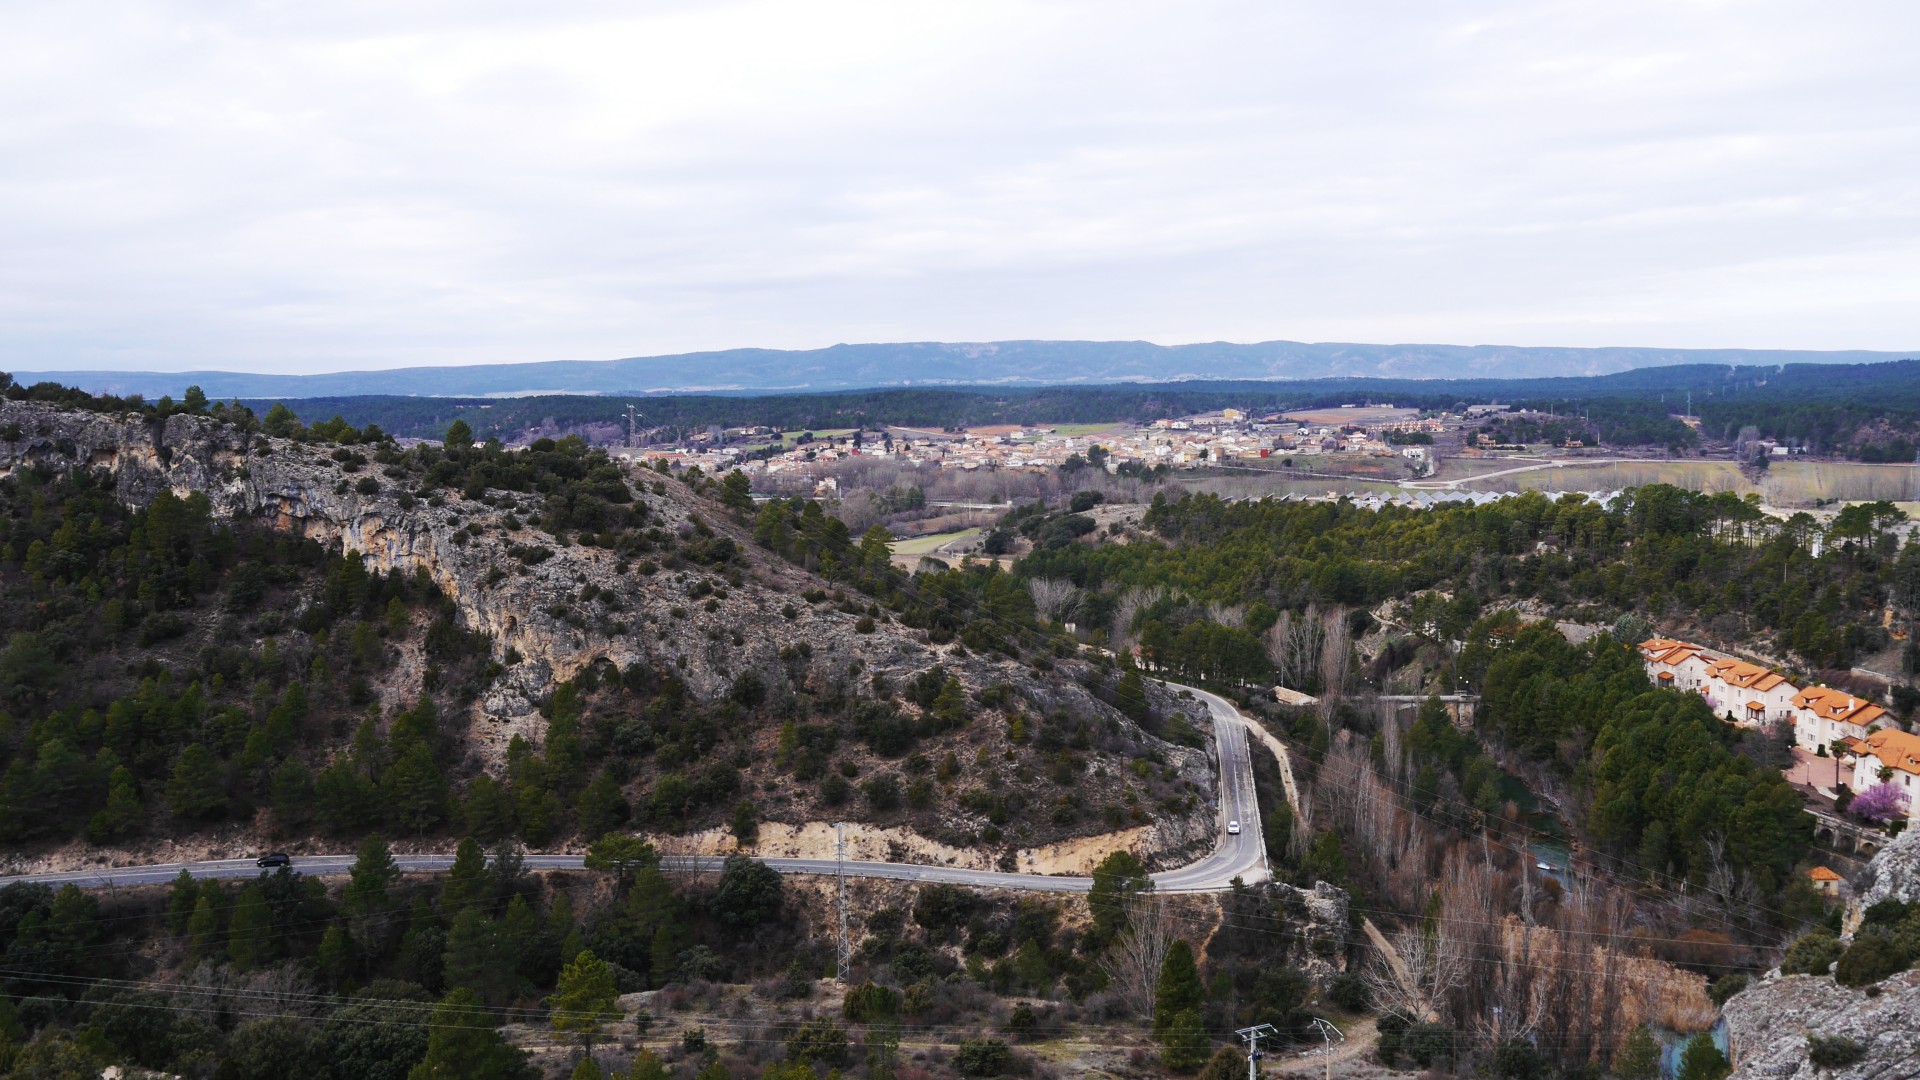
[1851, 783, 1911, 825]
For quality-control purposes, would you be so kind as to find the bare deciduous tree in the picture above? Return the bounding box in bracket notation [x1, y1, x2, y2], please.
[1206, 602, 1245, 629]
[1028, 578, 1080, 625]
[1265, 605, 1324, 691]
[1318, 608, 1352, 720]
[1099, 893, 1177, 1018]
[1363, 923, 1467, 1025]
[1112, 586, 1165, 651]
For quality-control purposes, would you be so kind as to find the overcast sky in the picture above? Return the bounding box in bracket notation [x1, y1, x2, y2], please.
[3, 1, 1915, 374]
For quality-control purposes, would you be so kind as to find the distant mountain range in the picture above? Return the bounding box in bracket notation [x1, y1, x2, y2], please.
[11, 340, 1914, 400]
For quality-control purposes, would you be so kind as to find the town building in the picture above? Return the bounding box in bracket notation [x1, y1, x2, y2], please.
[1793, 686, 1887, 751]
[1642, 639, 1802, 727]
[1843, 728, 1920, 819]
[1807, 865, 1846, 896]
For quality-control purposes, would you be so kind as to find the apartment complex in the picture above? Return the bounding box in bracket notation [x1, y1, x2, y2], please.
[1641, 637, 1912, 820]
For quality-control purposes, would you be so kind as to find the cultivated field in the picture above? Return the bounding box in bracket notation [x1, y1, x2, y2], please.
[1454, 459, 1920, 506]
[888, 527, 980, 556]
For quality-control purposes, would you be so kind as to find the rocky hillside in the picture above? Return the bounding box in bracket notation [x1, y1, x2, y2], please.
[1724, 970, 1920, 1079]
[0, 398, 1212, 859]
[1723, 827, 1920, 1079]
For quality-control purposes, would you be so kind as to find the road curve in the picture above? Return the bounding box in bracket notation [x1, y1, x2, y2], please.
[0, 682, 1269, 896]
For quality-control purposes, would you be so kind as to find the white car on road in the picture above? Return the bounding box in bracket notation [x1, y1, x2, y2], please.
[1226, 820, 1241, 835]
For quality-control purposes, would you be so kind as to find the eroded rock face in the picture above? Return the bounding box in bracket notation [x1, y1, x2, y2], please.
[1723, 971, 1920, 1079]
[1722, 822, 1920, 1079]
[0, 400, 1212, 854]
[1856, 826, 1920, 908]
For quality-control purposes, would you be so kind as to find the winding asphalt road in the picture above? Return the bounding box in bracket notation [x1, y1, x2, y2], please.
[0, 682, 1269, 896]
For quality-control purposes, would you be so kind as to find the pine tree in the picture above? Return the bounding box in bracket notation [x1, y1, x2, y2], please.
[443, 908, 512, 1004]
[269, 757, 316, 833]
[167, 869, 200, 935]
[165, 743, 227, 820]
[1676, 1034, 1730, 1080]
[316, 758, 379, 835]
[548, 950, 619, 1068]
[577, 771, 629, 841]
[549, 892, 581, 968]
[462, 775, 516, 842]
[186, 894, 221, 965]
[385, 743, 448, 836]
[1087, 850, 1150, 947]
[408, 987, 530, 1080]
[626, 1049, 669, 1080]
[1116, 663, 1149, 723]
[317, 922, 354, 987]
[226, 884, 273, 970]
[441, 837, 490, 915]
[386, 597, 411, 639]
[399, 898, 448, 993]
[1153, 940, 1202, 1036]
[1614, 1024, 1661, 1080]
[1161, 1008, 1209, 1073]
[583, 834, 657, 888]
[345, 834, 400, 914]
[730, 800, 758, 846]
[85, 766, 143, 843]
[649, 923, 683, 989]
[933, 677, 969, 728]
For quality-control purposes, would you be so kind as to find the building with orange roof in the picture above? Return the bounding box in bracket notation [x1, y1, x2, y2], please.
[1640, 638, 1714, 693]
[1640, 638, 1800, 728]
[1795, 685, 1888, 752]
[1843, 728, 1920, 820]
[1807, 865, 1846, 896]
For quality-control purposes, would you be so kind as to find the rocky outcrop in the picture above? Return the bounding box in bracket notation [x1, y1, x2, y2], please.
[0, 399, 1213, 853]
[1856, 825, 1920, 908]
[1723, 971, 1920, 1079]
[1723, 825, 1920, 1078]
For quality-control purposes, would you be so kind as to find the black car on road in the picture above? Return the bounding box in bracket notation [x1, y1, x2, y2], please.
[256, 853, 292, 868]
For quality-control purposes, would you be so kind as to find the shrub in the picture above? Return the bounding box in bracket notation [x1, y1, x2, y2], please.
[820, 773, 850, 807]
[1835, 930, 1908, 987]
[842, 982, 899, 1023]
[1806, 1034, 1866, 1068]
[1708, 973, 1750, 1006]
[1401, 1023, 1456, 1069]
[1781, 930, 1843, 976]
[1326, 972, 1370, 1012]
[1006, 1003, 1038, 1039]
[955, 1038, 1014, 1077]
[784, 1017, 849, 1067]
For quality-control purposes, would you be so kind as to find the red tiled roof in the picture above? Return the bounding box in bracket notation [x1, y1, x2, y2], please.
[1852, 729, 1920, 777]
[1795, 686, 1887, 728]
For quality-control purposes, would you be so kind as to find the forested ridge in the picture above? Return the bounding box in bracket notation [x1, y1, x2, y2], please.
[1018, 485, 1919, 681]
[179, 357, 1920, 456]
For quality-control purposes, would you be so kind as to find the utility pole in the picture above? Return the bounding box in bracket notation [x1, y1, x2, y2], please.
[626, 405, 639, 449]
[1235, 1024, 1275, 1080]
[1305, 1017, 1344, 1080]
[834, 822, 851, 984]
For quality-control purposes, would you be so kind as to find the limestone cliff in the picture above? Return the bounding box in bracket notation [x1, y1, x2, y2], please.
[0, 399, 1216, 859]
[1723, 828, 1920, 1079]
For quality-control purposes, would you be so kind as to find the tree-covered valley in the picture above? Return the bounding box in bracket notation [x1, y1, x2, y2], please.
[0, 382, 1917, 1079]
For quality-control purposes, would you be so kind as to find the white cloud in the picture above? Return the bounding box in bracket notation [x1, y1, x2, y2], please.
[0, 0, 1914, 373]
